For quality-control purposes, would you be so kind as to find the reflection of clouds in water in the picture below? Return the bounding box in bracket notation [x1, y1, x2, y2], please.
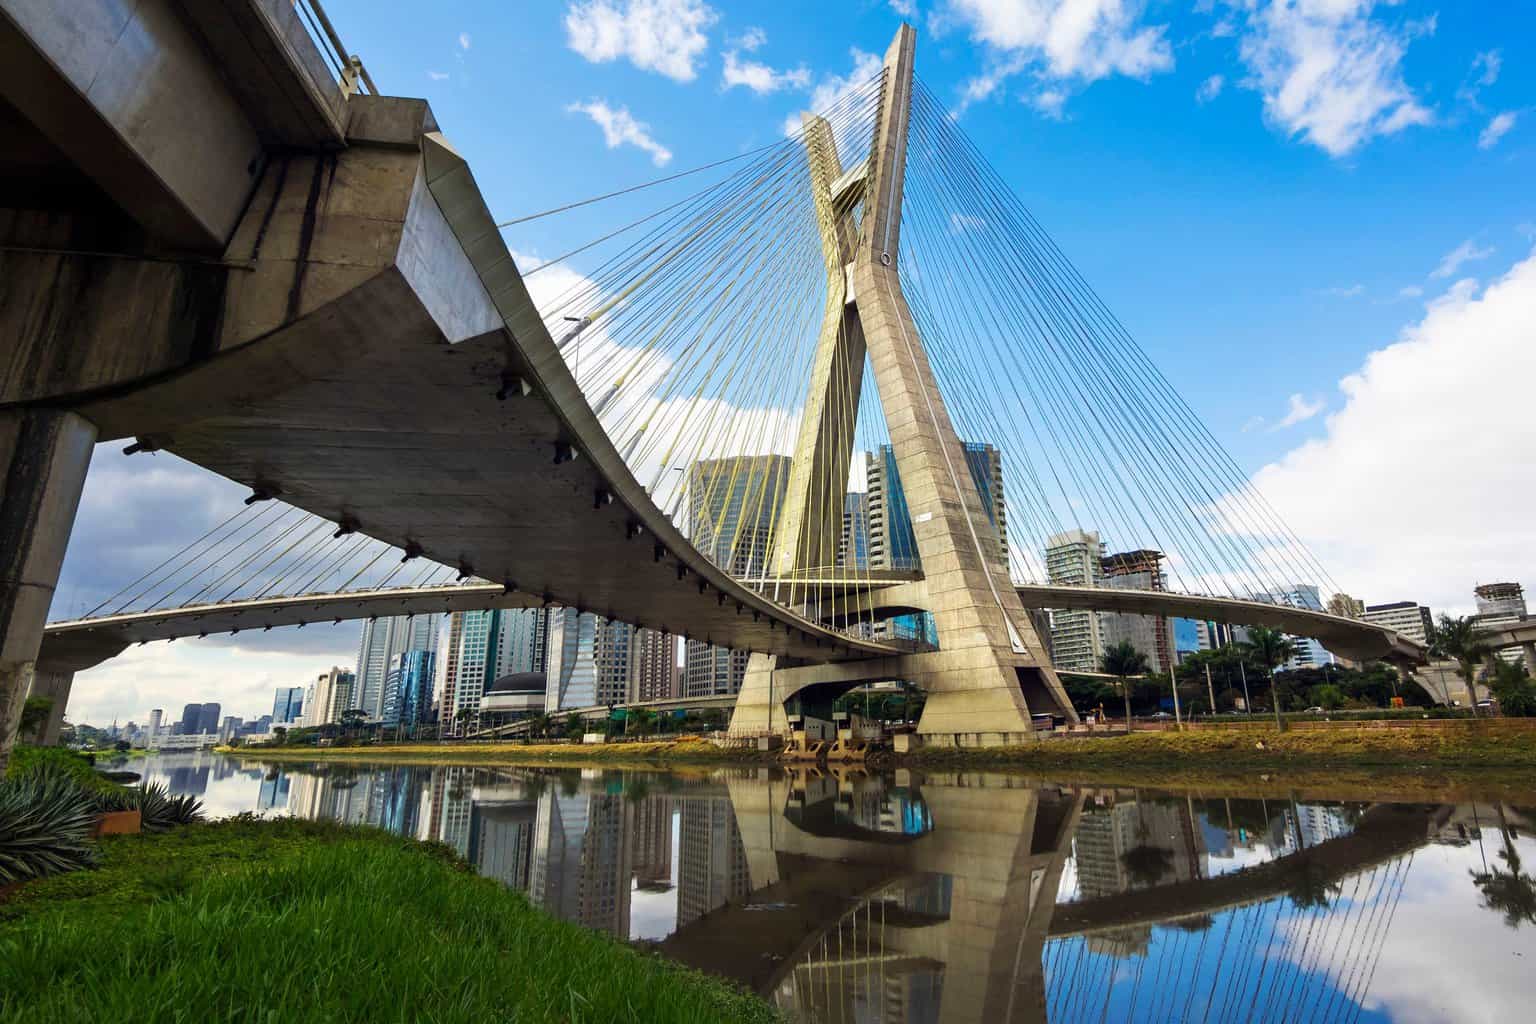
[134, 752, 284, 821]
[630, 811, 682, 941]
[1281, 838, 1536, 1024]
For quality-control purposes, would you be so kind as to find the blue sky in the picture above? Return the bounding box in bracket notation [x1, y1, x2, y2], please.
[59, 0, 1536, 724]
[321, 0, 1534, 466]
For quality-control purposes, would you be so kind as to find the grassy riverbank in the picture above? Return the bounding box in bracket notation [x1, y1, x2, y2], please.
[902, 719, 1536, 771]
[223, 737, 768, 768]
[0, 817, 774, 1024]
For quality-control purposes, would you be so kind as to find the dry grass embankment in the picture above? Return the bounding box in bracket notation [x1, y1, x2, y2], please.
[903, 719, 1536, 773]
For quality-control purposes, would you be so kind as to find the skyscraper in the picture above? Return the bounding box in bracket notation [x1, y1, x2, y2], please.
[382, 650, 437, 727]
[1099, 550, 1175, 674]
[271, 685, 306, 725]
[355, 614, 441, 721]
[1361, 601, 1434, 646]
[593, 618, 634, 707]
[1473, 583, 1527, 664]
[629, 629, 678, 702]
[195, 702, 221, 736]
[1044, 529, 1106, 673]
[866, 442, 1006, 573]
[683, 455, 792, 695]
[1327, 593, 1365, 619]
[545, 608, 598, 712]
[1256, 584, 1332, 669]
[838, 491, 870, 570]
[439, 608, 550, 725]
[309, 666, 357, 727]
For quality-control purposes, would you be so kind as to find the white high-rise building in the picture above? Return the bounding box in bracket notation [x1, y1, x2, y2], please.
[545, 608, 598, 712]
[1044, 529, 1105, 674]
[355, 615, 441, 720]
[1362, 601, 1434, 647]
[1255, 584, 1333, 670]
[309, 666, 356, 727]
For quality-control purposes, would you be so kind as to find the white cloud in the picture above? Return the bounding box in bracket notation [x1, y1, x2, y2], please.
[1269, 392, 1324, 430]
[722, 49, 811, 95]
[1458, 48, 1502, 107]
[1431, 239, 1494, 280]
[947, 0, 1173, 117]
[1398, 285, 1422, 299]
[564, 0, 717, 83]
[949, 212, 986, 233]
[1478, 111, 1517, 150]
[1242, 248, 1536, 611]
[1030, 87, 1068, 118]
[567, 99, 674, 166]
[1321, 283, 1364, 297]
[890, 0, 919, 16]
[427, 71, 449, 81]
[458, 31, 471, 50]
[730, 26, 767, 52]
[782, 48, 883, 136]
[1196, 73, 1225, 103]
[1227, 0, 1433, 157]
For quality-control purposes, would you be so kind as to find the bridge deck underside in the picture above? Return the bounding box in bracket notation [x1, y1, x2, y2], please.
[79, 269, 893, 667]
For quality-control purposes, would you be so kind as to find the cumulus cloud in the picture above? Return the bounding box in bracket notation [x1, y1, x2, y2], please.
[946, 0, 1174, 117]
[1226, 0, 1433, 157]
[721, 47, 811, 95]
[567, 99, 674, 165]
[1241, 247, 1536, 611]
[1478, 111, 1517, 150]
[1196, 73, 1225, 104]
[1431, 239, 1494, 280]
[564, 0, 717, 82]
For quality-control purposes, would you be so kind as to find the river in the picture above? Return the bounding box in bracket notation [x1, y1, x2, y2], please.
[127, 752, 1536, 1022]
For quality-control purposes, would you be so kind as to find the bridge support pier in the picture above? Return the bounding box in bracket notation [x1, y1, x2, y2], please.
[0, 409, 96, 772]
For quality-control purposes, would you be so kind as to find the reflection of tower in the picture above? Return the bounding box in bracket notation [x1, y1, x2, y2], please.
[631, 794, 675, 891]
[678, 796, 751, 926]
[256, 771, 290, 812]
[531, 791, 590, 925]
[575, 795, 633, 938]
[438, 767, 476, 857]
[1073, 801, 1140, 897]
[469, 784, 538, 892]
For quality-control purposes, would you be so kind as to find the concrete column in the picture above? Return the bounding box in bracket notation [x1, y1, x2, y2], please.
[26, 669, 75, 745]
[0, 409, 96, 772]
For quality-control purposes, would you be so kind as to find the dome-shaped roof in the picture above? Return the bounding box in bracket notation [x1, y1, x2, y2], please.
[485, 671, 545, 696]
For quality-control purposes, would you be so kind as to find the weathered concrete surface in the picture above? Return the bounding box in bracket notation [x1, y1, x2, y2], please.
[65, 125, 895, 666]
[0, 408, 95, 772]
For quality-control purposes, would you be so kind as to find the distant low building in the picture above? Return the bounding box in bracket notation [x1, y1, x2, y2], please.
[481, 672, 546, 721]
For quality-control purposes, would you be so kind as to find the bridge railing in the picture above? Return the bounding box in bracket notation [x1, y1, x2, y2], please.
[292, 0, 377, 96]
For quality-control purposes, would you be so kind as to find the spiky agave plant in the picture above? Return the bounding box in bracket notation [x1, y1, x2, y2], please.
[133, 783, 204, 832]
[0, 768, 101, 884]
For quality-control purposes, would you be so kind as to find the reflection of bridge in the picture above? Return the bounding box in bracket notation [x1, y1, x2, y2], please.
[2, 2, 1421, 767]
[650, 769, 1439, 1021]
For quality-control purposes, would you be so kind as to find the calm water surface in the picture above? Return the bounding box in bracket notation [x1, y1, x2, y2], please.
[132, 753, 1536, 1023]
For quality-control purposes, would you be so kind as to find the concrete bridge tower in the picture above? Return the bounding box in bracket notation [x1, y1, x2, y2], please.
[729, 26, 1078, 744]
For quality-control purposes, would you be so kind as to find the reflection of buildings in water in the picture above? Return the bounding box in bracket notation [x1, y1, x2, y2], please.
[526, 790, 634, 938]
[468, 784, 538, 892]
[678, 796, 751, 927]
[256, 771, 290, 811]
[1084, 926, 1152, 959]
[166, 761, 212, 796]
[438, 768, 477, 857]
[631, 794, 675, 891]
[1073, 797, 1207, 898]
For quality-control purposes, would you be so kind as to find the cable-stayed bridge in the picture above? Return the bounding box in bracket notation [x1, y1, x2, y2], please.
[0, 2, 1423, 765]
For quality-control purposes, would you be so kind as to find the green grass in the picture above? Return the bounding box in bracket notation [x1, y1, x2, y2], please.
[0, 817, 776, 1024]
[4, 746, 123, 795]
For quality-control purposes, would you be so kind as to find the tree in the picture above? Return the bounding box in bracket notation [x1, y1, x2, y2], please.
[1430, 614, 1494, 715]
[1310, 683, 1346, 711]
[339, 709, 368, 736]
[527, 713, 552, 741]
[1241, 626, 1295, 731]
[1471, 810, 1536, 929]
[1101, 641, 1150, 728]
[18, 696, 52, 742]
[1489, 659, 1536, 717]
[564, 713, 584, 739]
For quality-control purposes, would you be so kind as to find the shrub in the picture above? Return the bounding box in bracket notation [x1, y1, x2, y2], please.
[0, 768, 100, 885]
[131, 783, 204, 833]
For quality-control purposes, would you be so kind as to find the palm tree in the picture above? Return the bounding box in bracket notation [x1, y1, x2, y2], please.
[1242, 626, 1295, 731]
[1430, 614, 1493, 715]
[1102, 640, 1150, 729]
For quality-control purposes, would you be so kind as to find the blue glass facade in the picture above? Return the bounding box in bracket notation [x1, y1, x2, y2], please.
[382, 650, 437, 727]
